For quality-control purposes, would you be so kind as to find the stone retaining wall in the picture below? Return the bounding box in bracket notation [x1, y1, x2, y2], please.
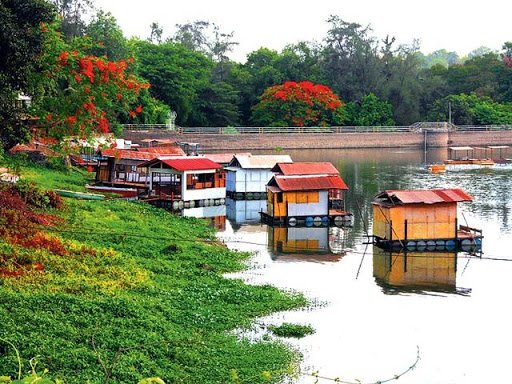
[124, 129, 512, 151]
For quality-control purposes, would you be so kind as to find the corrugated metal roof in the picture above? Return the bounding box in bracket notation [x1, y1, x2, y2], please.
[375, 188, 473, 205]
[204, 153, 251, 164]
[272, 162, 339, 175]
[270, 175, 348, 191]
[231, 155, 293, 169]
[136, 146, 185, 156]
[138, 157, 222, 171]
[101, 149, 156, 160]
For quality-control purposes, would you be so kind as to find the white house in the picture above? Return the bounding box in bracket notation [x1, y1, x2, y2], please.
[225, 154, 292, 199]
[138, 157, 226, 205]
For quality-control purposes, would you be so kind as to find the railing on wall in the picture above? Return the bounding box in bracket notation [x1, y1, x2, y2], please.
[122, 123, 512, 134]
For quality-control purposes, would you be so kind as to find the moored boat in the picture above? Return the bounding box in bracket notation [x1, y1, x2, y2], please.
[54, 189, 105, 200]
[85, 184, 138, 199]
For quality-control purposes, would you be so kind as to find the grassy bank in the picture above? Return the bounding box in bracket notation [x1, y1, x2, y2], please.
[0, 162, 307, 383]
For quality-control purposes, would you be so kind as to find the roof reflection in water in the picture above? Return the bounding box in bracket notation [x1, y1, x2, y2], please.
[372, 245, 471, 296]
[268, 226, 347, 262]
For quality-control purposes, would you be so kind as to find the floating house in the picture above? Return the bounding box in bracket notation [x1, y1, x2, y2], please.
[445, 146, 494, 166]
[137, 157, 225, 208]
[96, 146, 185, 187]
[262, 162, 352, 227]
[372, 188, 482, 251]
[225, 154, 292, 199]
[372, 246, 468, 295]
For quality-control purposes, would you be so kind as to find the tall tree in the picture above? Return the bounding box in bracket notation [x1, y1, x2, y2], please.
[148, 22, 163, 44]
[320, 15, 381, 102]
[132, 40, 212, 125]
[0, 0, 55, 150]
[85, 10, 128, 60]
[50, 0, 94, 39]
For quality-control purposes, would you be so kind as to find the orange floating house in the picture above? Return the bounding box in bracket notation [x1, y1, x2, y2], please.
[262, 162, 352, 227]
[372, 188, 482, 251]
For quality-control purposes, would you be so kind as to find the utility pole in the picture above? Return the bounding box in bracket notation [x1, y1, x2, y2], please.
[448, 101, 452, 125]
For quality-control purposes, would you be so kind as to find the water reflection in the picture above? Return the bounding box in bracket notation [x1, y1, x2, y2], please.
[182, 205, 227, 231]
[226, 198, 266, 226]
[268, 226, 347, 262]
[372, 246, 472, 296]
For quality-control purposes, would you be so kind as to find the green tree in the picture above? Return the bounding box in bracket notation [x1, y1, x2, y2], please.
[50, 0, 94, 39]
[85, 10, 128, 60]
[345, 93, 394, 126]
[320, 15, 381, 102]
[0, 0, 55, 150]
[132, 39, 212, 125]
[427, 93, 512, 125]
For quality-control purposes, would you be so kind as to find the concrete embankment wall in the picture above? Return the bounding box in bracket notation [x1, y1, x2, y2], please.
[124, 129, 512, 151]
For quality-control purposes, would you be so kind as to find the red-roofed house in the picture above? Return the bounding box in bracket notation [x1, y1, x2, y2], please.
[263, 162, 352, 226]
[137, 157, 226, 205]
[372, 188, 482, 250]
[96, 145, 185, 186]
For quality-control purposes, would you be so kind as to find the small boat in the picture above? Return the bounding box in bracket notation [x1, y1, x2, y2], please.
[428, 163, 446, 173]
[54, 189, 105, 200]
[85, 184, 138, 199]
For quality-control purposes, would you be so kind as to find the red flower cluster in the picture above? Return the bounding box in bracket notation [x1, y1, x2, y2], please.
[253, 81, 345, 127]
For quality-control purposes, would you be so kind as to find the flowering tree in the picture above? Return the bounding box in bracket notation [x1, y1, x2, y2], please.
[32, 22, 150, 141]
[251, 81, 345, 127]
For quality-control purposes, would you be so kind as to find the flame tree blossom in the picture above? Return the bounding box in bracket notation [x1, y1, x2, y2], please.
[32, 22, 149, 141]
[250, 81, 346, 127]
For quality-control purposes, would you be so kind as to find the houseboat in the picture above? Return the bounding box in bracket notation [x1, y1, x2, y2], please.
[444, 146, 494, 167]
[225, 154, 292, 200]
[95, 146, 185, 189]
[372, 188, 482, 251]
[261, 162, 353, 227]
[137, 157, 226, 209]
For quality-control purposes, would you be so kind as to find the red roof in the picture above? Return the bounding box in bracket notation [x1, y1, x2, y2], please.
[136, 146, 185, 156]
[101, 148, 156, 160]
[269, 175, 348, 191]
[375, 189, 473, 205]
[138, 157, 223, 171]
[272, 162, 339, 175]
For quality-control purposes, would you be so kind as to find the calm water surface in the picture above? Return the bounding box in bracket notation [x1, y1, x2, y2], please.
[214, 148, 512, 384]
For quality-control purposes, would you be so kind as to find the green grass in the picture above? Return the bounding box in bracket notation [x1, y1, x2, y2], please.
[0, 160, 307, 383]
[269, 323, 315, 338]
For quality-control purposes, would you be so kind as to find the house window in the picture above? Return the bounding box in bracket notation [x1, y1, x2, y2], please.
[277, 192, 283, 203]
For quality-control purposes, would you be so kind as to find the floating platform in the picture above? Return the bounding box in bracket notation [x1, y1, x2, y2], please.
[260, 211, 353, 227]
[371, 226, 483, 253]
[226, 191, 267, 200]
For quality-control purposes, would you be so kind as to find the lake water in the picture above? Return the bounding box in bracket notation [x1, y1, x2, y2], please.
[209, 148, 512, 384]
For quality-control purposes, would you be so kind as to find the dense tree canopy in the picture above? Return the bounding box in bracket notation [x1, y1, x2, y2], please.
[0, 0, 55, 150]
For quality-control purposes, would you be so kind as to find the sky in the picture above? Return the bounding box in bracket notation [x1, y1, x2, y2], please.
[94, 0, 510, 63]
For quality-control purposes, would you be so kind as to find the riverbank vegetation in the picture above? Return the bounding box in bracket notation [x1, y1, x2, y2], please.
[0, 161, 307, 383]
